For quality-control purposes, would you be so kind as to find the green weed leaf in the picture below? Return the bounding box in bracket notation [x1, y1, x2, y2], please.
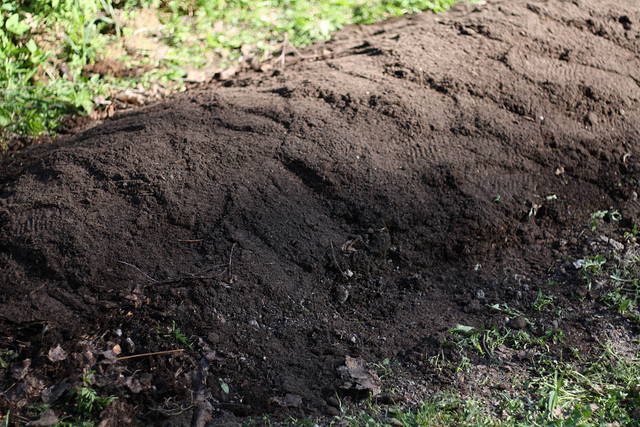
[26, 39, 37, 53]
[74, 89, 93, 114]
[6, 14, 31, 35]
[1, 3, 17, 12]
[449, 324, 475, 335]
[0, 110, 11, 127]
[219, 378, 230, 394]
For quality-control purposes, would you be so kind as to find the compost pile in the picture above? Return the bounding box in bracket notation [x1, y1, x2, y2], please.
[1, 0, 639, 424]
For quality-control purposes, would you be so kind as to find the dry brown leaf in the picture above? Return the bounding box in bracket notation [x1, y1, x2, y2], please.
[47, 345, 68, 362]
[269, 393, 303, 408]
[338, 356, 381, 396]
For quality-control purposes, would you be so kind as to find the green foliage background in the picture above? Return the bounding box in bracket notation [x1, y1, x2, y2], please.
[0, 0, 460, 146]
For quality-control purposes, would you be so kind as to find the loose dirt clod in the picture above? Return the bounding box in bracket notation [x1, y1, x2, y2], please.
[1, 0, 640, 423]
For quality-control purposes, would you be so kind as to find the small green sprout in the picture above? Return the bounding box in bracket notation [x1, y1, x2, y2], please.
[581, 254, 606, 291]
[588, 210, 622, 230]
[532, 290, 555, 311]
[70, 371, 117, 417]
[0, 349, 18, 369]
[624, 224, 639, 242]
[165, 321, 193, 349]
[219, 378, 230, 394]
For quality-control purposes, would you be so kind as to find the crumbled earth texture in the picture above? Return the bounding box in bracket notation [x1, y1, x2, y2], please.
[2, 0, 640, 425]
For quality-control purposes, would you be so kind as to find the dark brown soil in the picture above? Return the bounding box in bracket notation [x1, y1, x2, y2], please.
[2, 0, 640, 425]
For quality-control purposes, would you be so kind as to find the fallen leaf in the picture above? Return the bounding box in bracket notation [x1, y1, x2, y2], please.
[338, 356, 381, 396]
[115, 89, 145, 105]
[92, 94, 111, 106]
[99, 350, 118, 365]
[40, 382, 71, 405]
[47, 345, 68, 362]
[185, 69, 208, 83]
[215, 66, 237, 81]
[26, 408, 59, 426]
[11, 359, 30, 380]
[269, 393, 303, 408]
[123, 375, 142, 393]
[112, 344, 122, 356]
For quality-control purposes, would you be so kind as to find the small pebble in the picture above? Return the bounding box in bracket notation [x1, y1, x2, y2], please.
[507, 316, 527, 330]
[125, 337, 136, 354]
[334, 286, 349, 304]
[326, 397, 340, 408]
[326, 406, 341, 416]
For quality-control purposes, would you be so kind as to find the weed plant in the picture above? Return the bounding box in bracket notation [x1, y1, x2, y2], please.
[1, 0, 462, 147]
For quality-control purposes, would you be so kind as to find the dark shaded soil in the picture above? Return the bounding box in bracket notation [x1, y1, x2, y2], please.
[2, 0, 640, 424]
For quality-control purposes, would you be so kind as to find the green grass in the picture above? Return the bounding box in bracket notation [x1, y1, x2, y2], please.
[329, 222, 640, 427]
[0, 0, 462, 152]
[248, 224, 640, 426]
[328, 339, 640, 426]
[164, 320, 194, 349]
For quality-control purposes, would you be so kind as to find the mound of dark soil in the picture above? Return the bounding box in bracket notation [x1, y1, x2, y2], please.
[1, 0, 640, 424]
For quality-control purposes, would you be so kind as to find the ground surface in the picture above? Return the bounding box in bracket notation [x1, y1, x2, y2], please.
[1, 0, 640, 425]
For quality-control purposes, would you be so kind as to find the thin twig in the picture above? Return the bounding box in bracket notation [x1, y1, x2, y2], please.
[285, 37, 321, 60]
[274, 33, 322, 69]
[116, 260, 157, 282]
[228, 243, 236, 283]
[29, 283, 46, 297]
[117, 349, 184, 361]
[121, 263, 230, 287]
[147, 273, 226, 286]
[117, 257, 232, 287]
[275, 33, 287, 68]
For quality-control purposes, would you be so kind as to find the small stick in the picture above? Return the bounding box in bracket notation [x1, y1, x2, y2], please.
[285, 36, 320, 60]
[275, 33, 287, 68]
[179, 239, 204, 243]
[29, 283, 46, 297]
[228, 243, 236, 282]
[116, 260, 157, 282]
[117, 349, 184, 361]
[148, 274, 227, 286]
[274, 33, 322, 68]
